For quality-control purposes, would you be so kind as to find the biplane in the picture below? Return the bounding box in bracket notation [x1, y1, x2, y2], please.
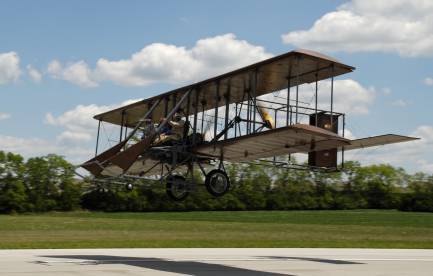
[79, 49, 418, 200]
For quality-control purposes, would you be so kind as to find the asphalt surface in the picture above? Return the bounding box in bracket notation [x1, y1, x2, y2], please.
[1, 248, 432, 275]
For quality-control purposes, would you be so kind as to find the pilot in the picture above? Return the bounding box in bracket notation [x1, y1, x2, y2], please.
[167, 112, 185, 139]
[156, 112, 186, 144]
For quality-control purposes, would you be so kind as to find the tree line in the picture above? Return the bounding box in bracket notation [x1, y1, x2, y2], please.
[0, 150, 432, 213]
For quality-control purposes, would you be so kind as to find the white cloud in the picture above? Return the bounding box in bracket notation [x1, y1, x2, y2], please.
[391, 99, 408, 107]
[0, 134, 93, 164]
[0, 52, 21, 84]
[57, 131, 93, 143]
[95, 43, 200, 86]
[346, 125, 433, 173]
[259, 79, 375, 116]
[0, 99, 142, 163]
[26, 65, 42, 83]
[46, 104, 110, 130]
[37, 99, 142, 163]
[340, 129, 356, 140]
[45, 99, 142, 143]
[190, 33, 272, 77]
[282, 0, 433, 57]
[382, 87, 392, 95]
[179, 17, 189, 23]
[47, 60, 62, 74]
[424, 77, 433, 86]
[417, 159, 433, 173]
[48, 33, 273, 87]
[45, 104, 113, 143]
[317, 79, 375, 115]
[0, 112, 11, 121]
[0, 135, 60, 157]
[48, 60, 98, 88]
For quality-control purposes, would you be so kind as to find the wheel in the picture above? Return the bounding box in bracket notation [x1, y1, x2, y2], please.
[205, 169, 230, 197]
[166, 175, 189, 201]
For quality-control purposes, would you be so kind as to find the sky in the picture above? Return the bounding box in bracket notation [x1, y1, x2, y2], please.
[1, 0, 433, 173]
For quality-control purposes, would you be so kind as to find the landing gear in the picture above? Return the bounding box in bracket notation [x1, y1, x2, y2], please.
[205, 169, 230, 197]
[166, 175, 189, 201]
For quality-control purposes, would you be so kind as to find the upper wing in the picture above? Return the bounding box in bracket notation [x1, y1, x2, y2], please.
[193, 124, 351, 162]
[92, 49, 354, 128]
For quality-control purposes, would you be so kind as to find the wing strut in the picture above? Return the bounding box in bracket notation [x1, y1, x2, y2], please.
[81, 97, 162, 176]
[108, 88, 193, 172]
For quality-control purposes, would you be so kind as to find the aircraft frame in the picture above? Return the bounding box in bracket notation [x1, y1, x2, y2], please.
[78, 49, 418, 200]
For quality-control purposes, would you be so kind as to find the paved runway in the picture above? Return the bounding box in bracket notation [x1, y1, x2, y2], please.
[1, 248, 432, 275]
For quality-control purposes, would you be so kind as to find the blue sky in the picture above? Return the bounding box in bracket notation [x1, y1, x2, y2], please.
[1, 0, 432, 173]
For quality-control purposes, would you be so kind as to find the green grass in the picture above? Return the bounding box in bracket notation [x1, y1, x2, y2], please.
[0, 210, 433, 249]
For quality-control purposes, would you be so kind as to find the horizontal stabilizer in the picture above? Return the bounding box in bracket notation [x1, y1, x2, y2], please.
[341, 134, 419, 151]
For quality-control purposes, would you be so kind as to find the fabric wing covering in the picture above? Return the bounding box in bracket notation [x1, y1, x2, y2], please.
[96, 126, 419, 177]
[194, 124, 350, 162]
[193, 125, 418, 162]
[339, 134, 419, 151]
[92, 49, 354, 128]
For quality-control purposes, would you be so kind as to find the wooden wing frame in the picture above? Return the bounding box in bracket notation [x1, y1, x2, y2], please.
[193, 124, 351, 162]
[92, 49, 354, 128]
[193, 125, 419, 163]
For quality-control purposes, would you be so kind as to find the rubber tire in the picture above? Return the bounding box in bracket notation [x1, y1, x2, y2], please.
[205, 169, 230, 197]
[166, 175, 189, 201]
